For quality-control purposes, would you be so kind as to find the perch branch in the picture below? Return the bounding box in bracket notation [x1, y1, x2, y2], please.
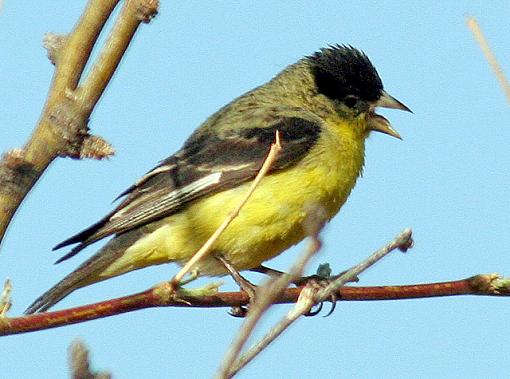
[1, 271, 508, 336]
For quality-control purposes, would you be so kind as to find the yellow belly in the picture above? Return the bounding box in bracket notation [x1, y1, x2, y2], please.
[102, 121, 366, 277]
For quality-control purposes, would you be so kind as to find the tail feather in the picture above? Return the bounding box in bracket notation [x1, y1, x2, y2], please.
[25, 233, 136, 314]
[54, 244, 89, 265]
[53, 218, 108, 251]
[51, 216, 113, 267]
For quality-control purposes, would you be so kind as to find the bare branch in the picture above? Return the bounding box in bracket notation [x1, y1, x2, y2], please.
[1, 271, 508, 337]
[228, 285, 317, 378]
[75, 0, 159, 116]
[315, 228, 413, 303]
[0, 0, 159, 247]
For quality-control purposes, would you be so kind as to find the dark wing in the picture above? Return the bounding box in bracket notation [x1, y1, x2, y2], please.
[54, 115, 322, 263]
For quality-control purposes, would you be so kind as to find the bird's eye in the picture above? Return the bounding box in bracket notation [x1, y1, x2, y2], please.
[343, 95, 359, 108]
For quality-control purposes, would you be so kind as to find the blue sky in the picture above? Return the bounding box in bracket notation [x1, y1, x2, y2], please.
[1, 1, 510, 378]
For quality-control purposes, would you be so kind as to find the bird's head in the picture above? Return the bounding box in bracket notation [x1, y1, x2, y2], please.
[308, 45, 411, 139]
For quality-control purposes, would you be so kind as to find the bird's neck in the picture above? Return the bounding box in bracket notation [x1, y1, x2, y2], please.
[264, 61, 337, 118]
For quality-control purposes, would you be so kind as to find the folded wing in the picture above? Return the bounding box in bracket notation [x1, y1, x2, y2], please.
[54, 113, 322, 263]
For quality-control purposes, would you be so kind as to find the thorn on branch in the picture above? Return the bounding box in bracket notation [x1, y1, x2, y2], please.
[43, 33, 67, 65]
[134, 0, 159, 23]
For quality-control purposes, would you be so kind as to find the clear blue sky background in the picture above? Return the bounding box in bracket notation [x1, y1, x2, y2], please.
[1, 1, 509, 378]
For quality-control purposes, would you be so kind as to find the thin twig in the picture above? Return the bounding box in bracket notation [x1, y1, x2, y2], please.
[315, 228, 413, 303]
[229, 286, 316, 378]
[0, 279, 12, 317]
[228, 228, 413, 377]
[216, 218, 324, 379]
[2, 271, 509, 336]
[76, 0, 158, 115]
[467, 16, 510, 104]
[172, 132, 282, 285]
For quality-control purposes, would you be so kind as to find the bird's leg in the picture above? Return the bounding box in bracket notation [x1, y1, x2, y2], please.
[215, 255, 259, 318]
[215, 255, 257, 300]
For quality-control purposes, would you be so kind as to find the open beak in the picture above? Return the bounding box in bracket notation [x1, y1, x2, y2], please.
[377, 90, 412, 113]
[368, 90, 411, 140]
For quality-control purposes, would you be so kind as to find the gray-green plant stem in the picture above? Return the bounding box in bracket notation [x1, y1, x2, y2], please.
[227, 228, 413, 377]
[216, 232, 323, 379]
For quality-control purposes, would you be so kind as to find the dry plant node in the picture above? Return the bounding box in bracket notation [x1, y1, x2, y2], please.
[0, 150, 37, 193]
[43, 32, 67, 65]
[133, 0, 159, 23]
[80, 135, 115, 160]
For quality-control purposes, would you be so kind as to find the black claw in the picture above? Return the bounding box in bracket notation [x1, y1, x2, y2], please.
[305, 302, 323, 317]
[323, 300, 337, 317]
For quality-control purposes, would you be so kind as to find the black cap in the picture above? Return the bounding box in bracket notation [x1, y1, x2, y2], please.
[309, 45, 383, 103]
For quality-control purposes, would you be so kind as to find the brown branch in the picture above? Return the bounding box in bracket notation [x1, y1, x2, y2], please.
[0, 0, 159, 247]
[1, 273, 508, 337]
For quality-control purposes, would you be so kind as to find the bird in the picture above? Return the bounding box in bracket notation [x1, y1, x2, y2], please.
[26, 45, 411, 314]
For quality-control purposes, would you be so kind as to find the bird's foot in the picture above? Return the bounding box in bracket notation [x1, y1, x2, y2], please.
[251, 263, 347, 316]
[216, 255, 258, 317]
[294, 264, 356, 317]
[297, 276, 338, 317]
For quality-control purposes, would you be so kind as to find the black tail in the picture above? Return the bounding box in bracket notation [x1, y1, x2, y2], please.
[25, 234, 131, 314]
[53, 244, 89, 265]
[52, 218, 110, 264]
